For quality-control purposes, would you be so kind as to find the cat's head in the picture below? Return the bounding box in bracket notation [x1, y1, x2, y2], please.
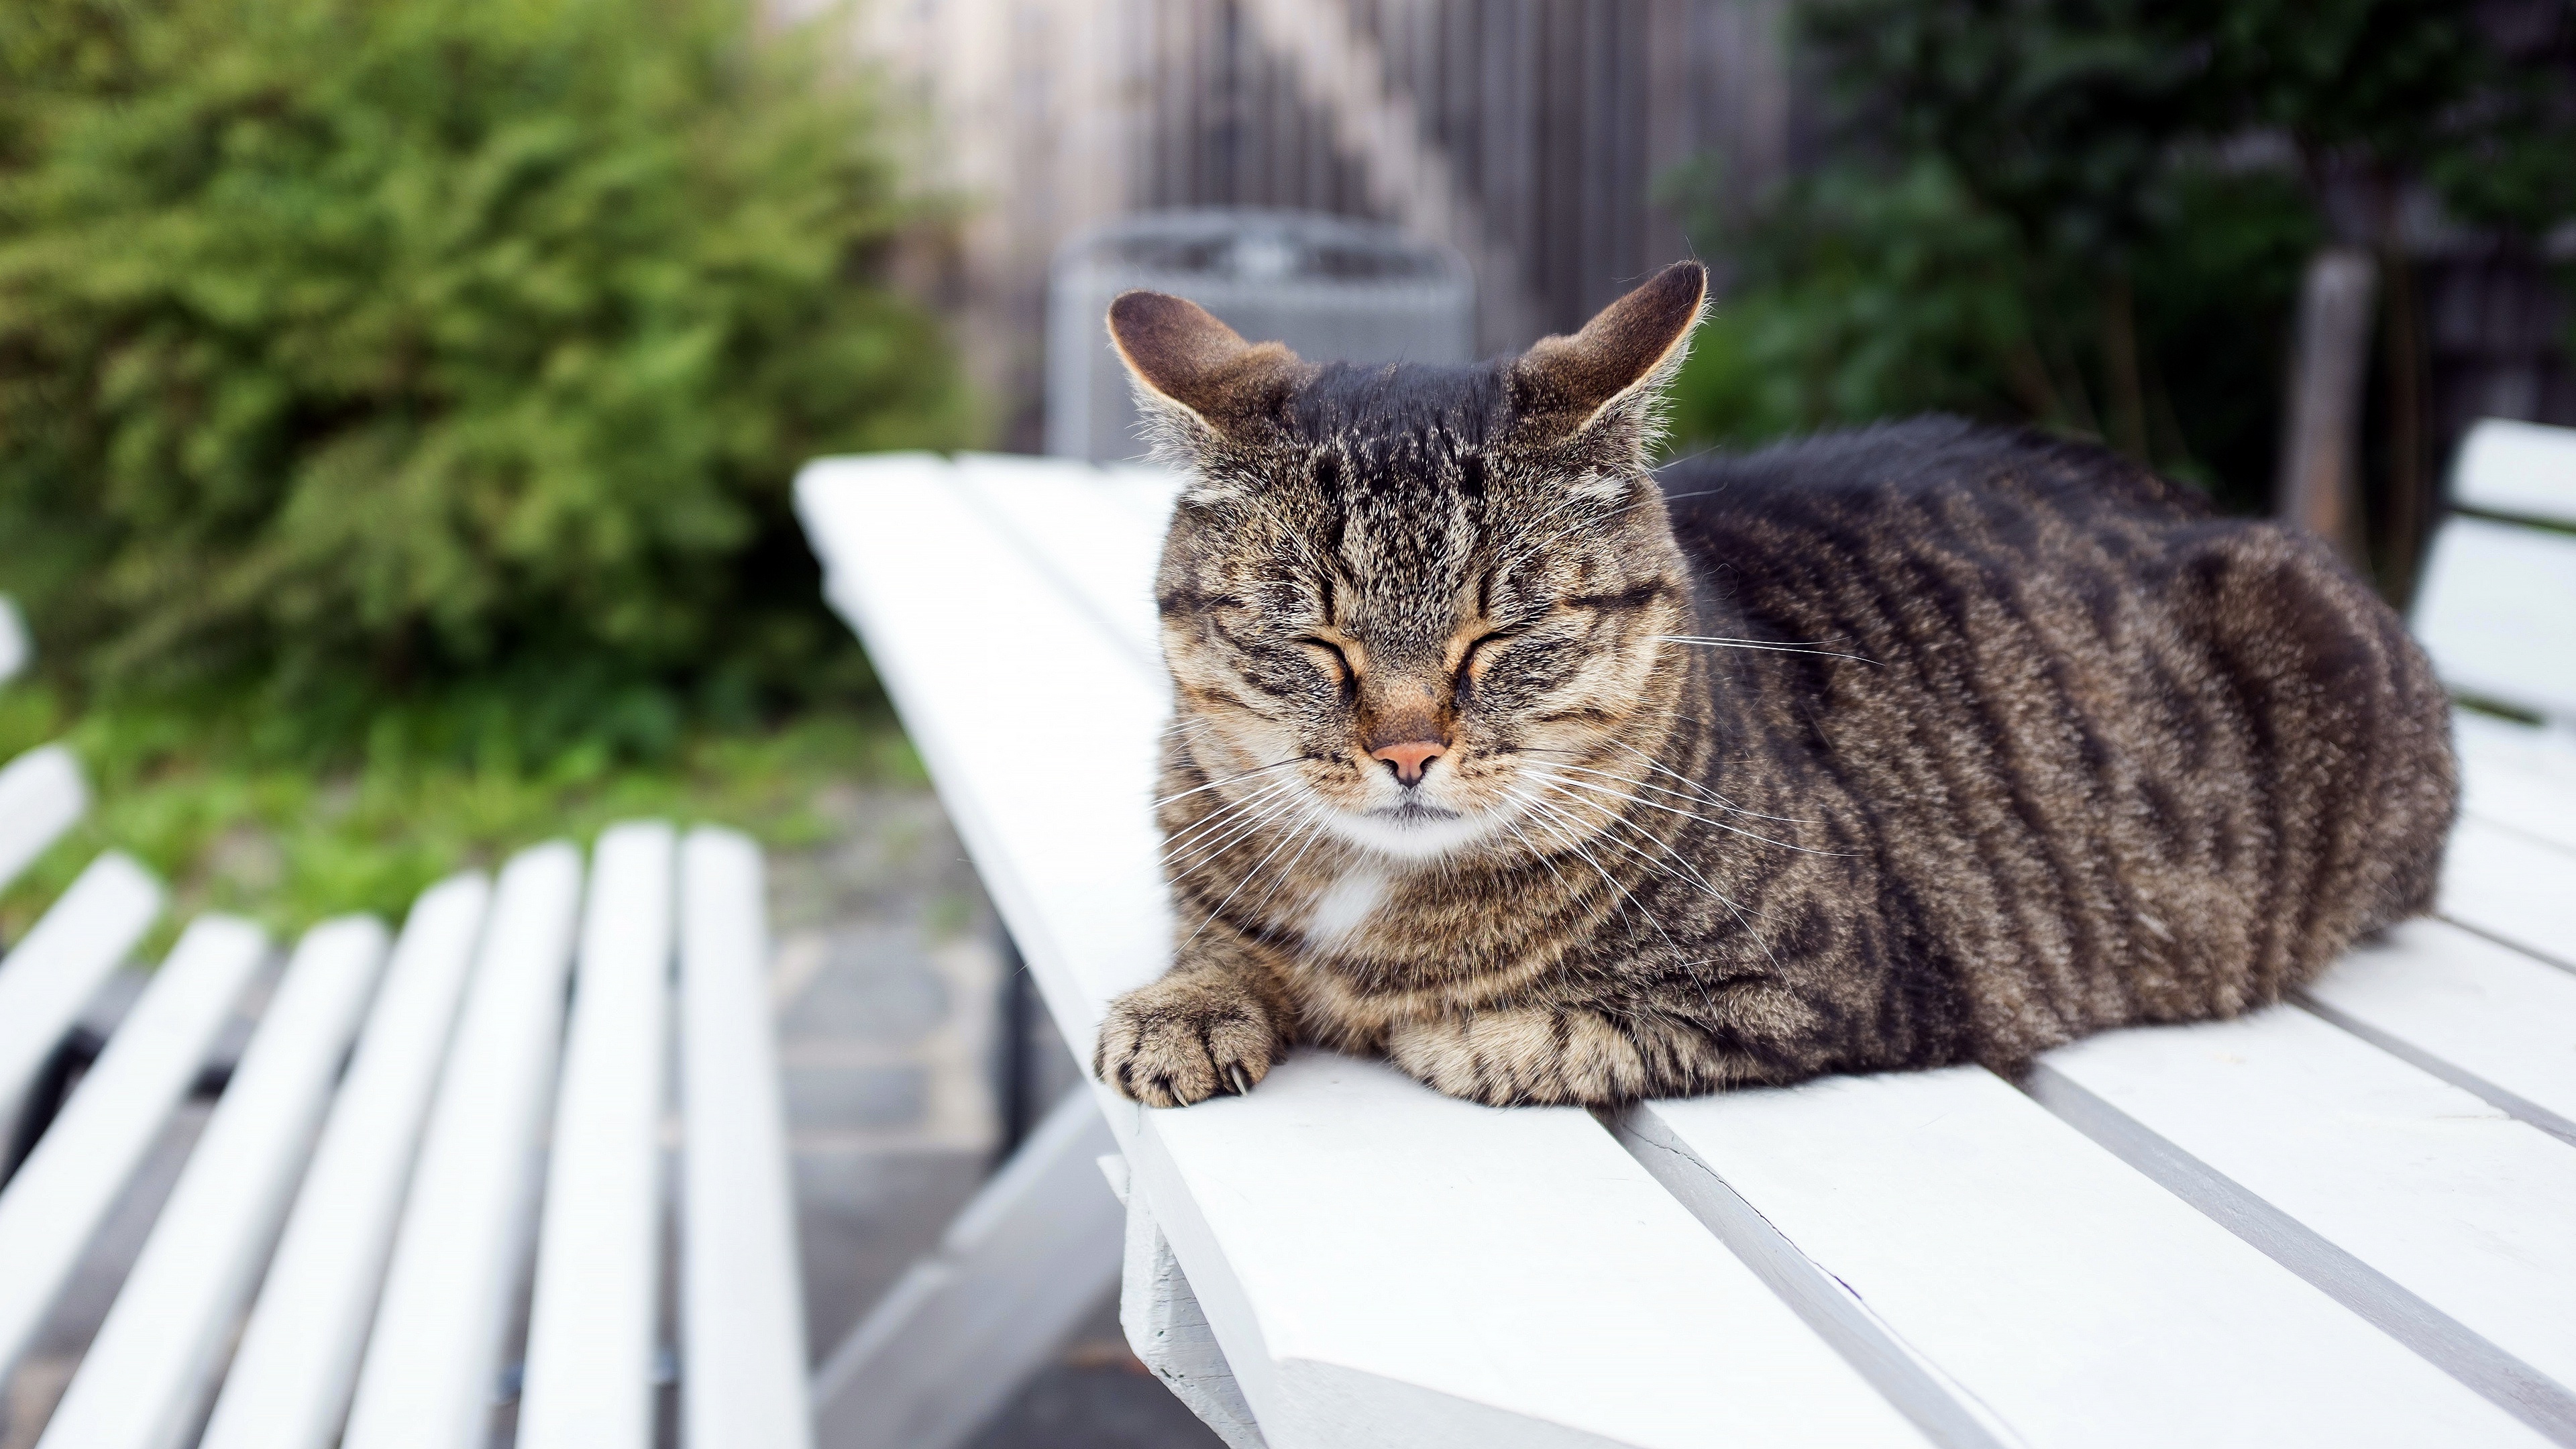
[1116, 262, 1707, 861]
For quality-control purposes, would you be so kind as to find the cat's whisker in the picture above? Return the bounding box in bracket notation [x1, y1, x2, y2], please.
[1177, 796, 1332, 953]
[1521, 779, 1784, 977]
[1504, 792, 1733, 1018]
[1161, 779, 1308, 875]
[1525, 769, 1847, 856]
[1165, 796, 1313, 886]
[1655, 635, 1880, 666]
[1534, 757, 1821, 826]
[1158, 774, 1300, 859]
[1152, 754, 1306, 808]
[1247, 801, 1340, 920]
[1593, 738, 1783, 817]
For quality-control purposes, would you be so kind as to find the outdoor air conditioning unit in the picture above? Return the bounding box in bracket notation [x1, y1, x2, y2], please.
[1046, 209, 1476, 463]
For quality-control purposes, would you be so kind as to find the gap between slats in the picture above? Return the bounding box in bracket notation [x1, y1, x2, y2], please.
[2025, 1064, 2576, 1448]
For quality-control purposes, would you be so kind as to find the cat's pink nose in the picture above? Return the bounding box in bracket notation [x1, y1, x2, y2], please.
[1369, 739, 1447, 786]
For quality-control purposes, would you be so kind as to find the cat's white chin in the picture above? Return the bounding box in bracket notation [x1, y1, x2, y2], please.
[1324, 802, 1500, 861]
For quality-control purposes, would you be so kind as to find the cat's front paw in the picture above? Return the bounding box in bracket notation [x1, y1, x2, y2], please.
[1094, 973, 1280, 1108]
[1388, 1007, 1647, 1107]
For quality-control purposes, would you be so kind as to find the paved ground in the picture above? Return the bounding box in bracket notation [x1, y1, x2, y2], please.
[0, 782, 1220, 1449]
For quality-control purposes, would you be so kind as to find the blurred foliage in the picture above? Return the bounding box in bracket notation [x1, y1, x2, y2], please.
[0, 0, 972, 742]
[0, 678, 926, 950]
[1667, 0, 2576, 511]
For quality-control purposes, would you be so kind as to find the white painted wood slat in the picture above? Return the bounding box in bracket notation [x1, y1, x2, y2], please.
[36, 916, 391, 1449]
[812, 1086, 1124, 1449]
[2441, 816, 2576, 971]
[0, 745, 86, 895]
[0, 596, 28, 684]
[2451, 418, 2576, 525]
[341, 843, 584, 1449]
[0, 851, 162, 1124]
[2302, 919, 2576, 1144]
[2453, 712, 2576, 856]
[2412, 517, 2576, 722]
[520, 821, 675, 1449]
[1629, 1067, 2543, 1449]
[797, 454, 1928, 1449]
[679, 824, 812, 1449]
[954, 451, 1168, 665]
[2033, 1008, 2576, 1442]
[199, 873, 494, 1449]
[0, 915, 269, 1383]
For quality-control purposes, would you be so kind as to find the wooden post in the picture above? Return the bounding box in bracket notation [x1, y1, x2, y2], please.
[2277, 246, 2379, 568]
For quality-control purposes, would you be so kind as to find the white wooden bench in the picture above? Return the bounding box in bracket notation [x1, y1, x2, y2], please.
[0, 791, 810, 1441]
[796, 433, 2576, 1449]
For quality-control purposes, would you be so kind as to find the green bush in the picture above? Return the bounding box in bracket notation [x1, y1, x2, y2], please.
[1666, 0, 2572, 515]
[0, 0, 971, 744]
[1671, 156, 2318, 508]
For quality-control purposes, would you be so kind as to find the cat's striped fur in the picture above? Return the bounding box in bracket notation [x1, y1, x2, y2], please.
[1093, 262, 2456, 1109]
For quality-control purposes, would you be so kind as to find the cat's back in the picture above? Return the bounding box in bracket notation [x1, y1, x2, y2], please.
[1654, 415, 2212, 566]
[1647, 415, 2455, 1069]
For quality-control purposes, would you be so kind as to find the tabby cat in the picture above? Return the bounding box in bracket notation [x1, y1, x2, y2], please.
[1092, 260, 2456, 1109]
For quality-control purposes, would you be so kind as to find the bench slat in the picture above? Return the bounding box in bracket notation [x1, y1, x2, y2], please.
[2440, 817, 2576, 971]
[955, 451, 1168, 665]
[521, 822, 675, 1449]
[678, 826, 812, 1449]
[799, 455, 1929, 1449]
[2451, 418, 2576, 525]
[2033, 1008, 2576, 1441]
[0, 915, 269, 1384]
[2453, 713, 2576, 855]
[0, 596, 28, 684]
[1631, 1066, 2543, 1448]
[2412, 517, 2576, 722]
[2302, 919, 2576, 1143]
[0, 745, 86, 896]
[341, 843, 583, 1449]
[36, 916, 390, 1449]
[197, 873, 492, 1449]
[0, 852, 162, 1127]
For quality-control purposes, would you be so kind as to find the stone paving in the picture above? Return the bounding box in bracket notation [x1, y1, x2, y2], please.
[0, 782, 1217, 1448]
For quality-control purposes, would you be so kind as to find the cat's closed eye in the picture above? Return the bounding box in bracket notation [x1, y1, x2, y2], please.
[1455, 631, 1514, 703]
[1295, 635, 1354, 690]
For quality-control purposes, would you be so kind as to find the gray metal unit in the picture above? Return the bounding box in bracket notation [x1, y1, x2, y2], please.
[1046, 209, 1475, 462]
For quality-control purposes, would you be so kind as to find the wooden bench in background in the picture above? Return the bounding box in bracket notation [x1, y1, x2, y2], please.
[797, 421, 2576, 1449]
[0, 608, 810, 1449]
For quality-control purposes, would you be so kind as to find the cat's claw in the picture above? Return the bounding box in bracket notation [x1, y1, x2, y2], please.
[1093, 973, 1277, 1108]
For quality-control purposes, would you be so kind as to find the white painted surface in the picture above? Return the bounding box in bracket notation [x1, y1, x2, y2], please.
[2442, 816, 2576, 969]
[0, 851, 162, 1124]
[38, 916, 390, 1449]
[342, 843, 584, 1449]
[800, 452, 1925, 1449]
[0, 745, 86, 894]
[1123, 1175, 1267, 1449]
[0, 596, 27, 684]
[0, 915, 269, 1382]
[813, 1087, 1124, 1449]
[2039, 1007, 2576, 1435]
[2412, 517, 2576, 722]
[1635, 1067, 2542, 1448]
[2452, 417, 2576, 525]
[679, 826, 812, 1449]
[955, 451, 1167, 663]
[519, 822, 674, 1449]
[2453, 713, 2576, 855]
[2304, 918, 2576, 1142]
[200, 873, 493, 1449]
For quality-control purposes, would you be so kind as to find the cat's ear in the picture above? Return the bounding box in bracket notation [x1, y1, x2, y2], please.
[1108, 291, 1307, 448]
[1508, 260, 1707, 446]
